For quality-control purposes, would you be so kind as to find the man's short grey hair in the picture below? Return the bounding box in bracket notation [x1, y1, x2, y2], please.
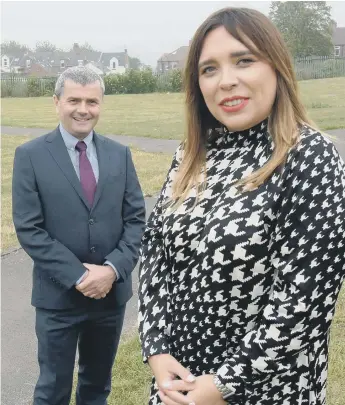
[54, 66, 105, 98]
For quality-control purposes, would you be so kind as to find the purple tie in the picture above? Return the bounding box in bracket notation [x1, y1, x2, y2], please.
[75, 141, 97, 206]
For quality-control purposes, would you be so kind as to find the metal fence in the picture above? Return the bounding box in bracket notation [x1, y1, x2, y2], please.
[1, 57, 345, 98]
[1, 75, 56, 98]
[293, 56, 345, 80]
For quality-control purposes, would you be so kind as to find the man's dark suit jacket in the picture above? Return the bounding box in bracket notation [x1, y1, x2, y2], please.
[12, 127, 146, 310]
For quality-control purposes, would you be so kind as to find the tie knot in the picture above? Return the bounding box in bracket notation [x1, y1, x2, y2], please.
[75, 141, 87, 152]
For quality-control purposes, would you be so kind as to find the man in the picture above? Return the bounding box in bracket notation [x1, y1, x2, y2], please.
[12, 66, 146, 405]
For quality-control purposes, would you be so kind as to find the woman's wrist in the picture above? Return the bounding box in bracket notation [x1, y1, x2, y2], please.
[213, 374, 235, 400]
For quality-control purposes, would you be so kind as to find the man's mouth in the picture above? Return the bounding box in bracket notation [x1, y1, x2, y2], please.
[73, 117, 90, 122]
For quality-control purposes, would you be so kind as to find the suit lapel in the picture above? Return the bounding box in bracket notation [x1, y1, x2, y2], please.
[45, 127, 91, 210]
[92, 132, 110, 211]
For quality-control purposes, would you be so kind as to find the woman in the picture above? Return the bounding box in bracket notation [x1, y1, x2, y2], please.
[138, 7, 345, 405]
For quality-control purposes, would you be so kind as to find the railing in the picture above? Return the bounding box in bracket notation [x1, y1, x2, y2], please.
[293, 56, 345, 80]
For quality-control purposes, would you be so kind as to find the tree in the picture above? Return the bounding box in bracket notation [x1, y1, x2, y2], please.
[128, 56, 143, 70]
[269, 1, 334, 58]
[79, 42, 96, 52]
[1, 40, 30, 55]
[35, 41, 58, 52]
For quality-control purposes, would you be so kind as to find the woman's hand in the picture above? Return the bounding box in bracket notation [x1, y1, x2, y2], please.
[148, 353, 196, 404]
[160, 374, 227, 405]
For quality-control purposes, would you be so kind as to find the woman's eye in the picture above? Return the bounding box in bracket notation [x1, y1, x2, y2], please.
[237, 58, 255, 66]
[202, 66, 216, 74]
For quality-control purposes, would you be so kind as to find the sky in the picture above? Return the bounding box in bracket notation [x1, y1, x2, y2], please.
[1, 0, 345, 67]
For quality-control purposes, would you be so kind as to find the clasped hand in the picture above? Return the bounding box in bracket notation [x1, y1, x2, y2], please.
[148, 353, 227, 405]
[75, 263, 116, 299]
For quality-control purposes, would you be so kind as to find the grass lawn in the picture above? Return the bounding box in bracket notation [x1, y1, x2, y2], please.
[1, 135, 173, 251]
[70, 335, 153, 405]
[1, 77, 344, 139]
[71, 298, 345, 405]
[1, 127, 344, 405]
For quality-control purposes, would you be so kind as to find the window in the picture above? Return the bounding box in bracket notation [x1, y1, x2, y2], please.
[3, 58, 8, 67]
[60, 60, 65, 68]
[110, 57, 118, 69]
[78, 60, 83, 66]
[334, 46, 340, 57]
[26, 59, 31, 68]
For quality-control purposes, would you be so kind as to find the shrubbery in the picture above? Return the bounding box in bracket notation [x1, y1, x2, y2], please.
[1, 68, 184, 98]
[1, 76, 56, 98]
[104, 68, 158, 94]
[2, 58, 344, 98]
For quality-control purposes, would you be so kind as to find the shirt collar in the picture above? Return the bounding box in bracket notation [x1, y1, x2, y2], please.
[59, 123, 94, 151]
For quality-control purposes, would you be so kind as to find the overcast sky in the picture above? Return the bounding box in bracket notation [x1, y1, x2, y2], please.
[1, 1, 345, 67]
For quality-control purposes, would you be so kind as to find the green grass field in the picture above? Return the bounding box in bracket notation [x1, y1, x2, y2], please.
[1, 135, 173, 251]
[2, 139, 344, 405]
[1, 77, 344, 139]
[1, 79, 345, 404]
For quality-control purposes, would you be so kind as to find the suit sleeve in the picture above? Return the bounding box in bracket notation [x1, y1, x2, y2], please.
[12, 145, 87, 289]
[215, 138, 345, 403]
[104, 146, 146, 282]
[138, 143, 184, 362]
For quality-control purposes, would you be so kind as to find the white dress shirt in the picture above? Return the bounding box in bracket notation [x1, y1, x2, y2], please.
[59, 124, 120, 284]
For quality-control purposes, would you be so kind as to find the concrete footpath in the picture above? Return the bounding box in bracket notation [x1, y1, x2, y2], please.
[1, 197, 157, 405]
[2, 126, 345, 155]
[1, 126, 180, 154]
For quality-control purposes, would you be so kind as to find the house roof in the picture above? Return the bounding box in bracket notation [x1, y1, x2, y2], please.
[158, 46, 189, 63]
[99, 52, 127, 67]
[2, 44, 128, 74]
[333, 27, 345, 46]
[2, 50, 36, 67]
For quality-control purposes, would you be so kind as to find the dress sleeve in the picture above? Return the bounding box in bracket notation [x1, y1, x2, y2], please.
[216, 136, 345, 403]
[138, 143, 184, 362]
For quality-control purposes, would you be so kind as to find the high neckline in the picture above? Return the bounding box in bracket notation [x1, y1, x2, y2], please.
[207, 118, 270, 147]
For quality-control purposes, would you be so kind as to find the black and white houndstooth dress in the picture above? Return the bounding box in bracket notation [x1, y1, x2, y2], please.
[138, 120, 345, 405]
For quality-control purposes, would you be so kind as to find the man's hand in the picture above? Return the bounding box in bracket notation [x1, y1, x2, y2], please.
[160, 374, 227, 405]
[76, 264, 115, 299]
[148, 354, 196, 404]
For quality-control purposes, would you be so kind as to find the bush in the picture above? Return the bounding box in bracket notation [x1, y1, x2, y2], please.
[2, 58, 344, 98]
[104, 68, 157, 94]
[27, 78, 42, 97]
[1, 76, 28, 97]
[169, 69, 184, 92]
[156, 69, 183, 93]
[42, 77, 56, 96]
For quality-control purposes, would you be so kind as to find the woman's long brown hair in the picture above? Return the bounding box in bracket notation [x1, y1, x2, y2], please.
[169, 7, 316, 209]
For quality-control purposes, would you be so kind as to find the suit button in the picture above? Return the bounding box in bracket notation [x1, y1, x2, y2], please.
[90, 246, 96, 253]
[89, 219, 95, 225]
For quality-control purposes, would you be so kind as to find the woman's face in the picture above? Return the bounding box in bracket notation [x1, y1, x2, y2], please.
[198, 26, 277, 132]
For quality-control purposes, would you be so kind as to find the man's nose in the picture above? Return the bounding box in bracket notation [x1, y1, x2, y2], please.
[76, 102, 88, 114]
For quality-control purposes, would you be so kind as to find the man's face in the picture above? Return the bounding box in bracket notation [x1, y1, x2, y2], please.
[53, 79, 103, 139]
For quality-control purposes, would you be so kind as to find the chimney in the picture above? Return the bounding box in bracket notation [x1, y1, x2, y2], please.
[73, 43, 80, 55]
[124, 48, 129, 69]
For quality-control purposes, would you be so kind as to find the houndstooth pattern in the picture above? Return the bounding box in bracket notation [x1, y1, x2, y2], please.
[138, 120, 345, 405]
